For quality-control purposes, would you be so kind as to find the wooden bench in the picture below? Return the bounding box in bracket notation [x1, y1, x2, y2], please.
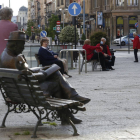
[80, 51, 101, 72]
[0, 68, 85, 138]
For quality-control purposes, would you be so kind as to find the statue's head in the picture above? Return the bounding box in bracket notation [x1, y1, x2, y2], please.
[5, 31, 26, 56]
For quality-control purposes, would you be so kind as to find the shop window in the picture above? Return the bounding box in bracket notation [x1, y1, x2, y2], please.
[116, 16, 124, 38]
[117, 27, 123, 37]
[129, 16, 137, 24]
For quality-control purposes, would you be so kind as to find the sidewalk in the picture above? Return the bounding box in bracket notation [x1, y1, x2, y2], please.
[0, 51, 140, 140]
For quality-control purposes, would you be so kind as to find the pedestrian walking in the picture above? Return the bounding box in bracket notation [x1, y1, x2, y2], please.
[32, 32, 35, 43]
[54, 35, 58, 45]
[26, 34, 29, 42]
[130, 32, 140, 62]
[37, 35, 40, 43]
[0, 7, 18, 54]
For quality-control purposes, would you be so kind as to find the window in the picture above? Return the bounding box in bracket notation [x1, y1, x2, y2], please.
[57, 0, 60, 6]
[112, 0, 114, 4]
[66, 0, 69, 7]
[127, 0, 138, 5]
[105, 0, 107, 5]
[61, 0, 63, 5]
[116, 0, 124, 6]
[95, 0, 97, 7]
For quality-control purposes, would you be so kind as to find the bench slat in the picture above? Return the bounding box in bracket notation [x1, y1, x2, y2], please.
[46, 98, 83, 106]
[47, 101, 68, 108]
[46, 98, 77, 106]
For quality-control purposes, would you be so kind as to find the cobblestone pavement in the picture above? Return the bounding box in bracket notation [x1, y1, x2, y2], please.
[0, 51, 140, 140]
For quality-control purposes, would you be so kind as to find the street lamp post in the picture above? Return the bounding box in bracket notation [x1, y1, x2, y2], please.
[9, 0, 10, 7]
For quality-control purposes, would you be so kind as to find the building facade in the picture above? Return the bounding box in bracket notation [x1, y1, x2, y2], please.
[27, 0, 140, 41]
[44, 0, 56, 28]
[18, 6, 28, 31]
[89, 0, 140, 41]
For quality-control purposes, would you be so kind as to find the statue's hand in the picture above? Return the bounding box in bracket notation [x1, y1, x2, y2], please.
[15, 55, 28, 71]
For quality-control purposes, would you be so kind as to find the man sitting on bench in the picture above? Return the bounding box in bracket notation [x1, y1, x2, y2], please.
[95, 37, 115, 70]
[0, 31, 90, 124]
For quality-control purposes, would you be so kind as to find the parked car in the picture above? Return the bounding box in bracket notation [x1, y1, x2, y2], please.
[113, 34, 140, 46]
[113, 36, 133, 46]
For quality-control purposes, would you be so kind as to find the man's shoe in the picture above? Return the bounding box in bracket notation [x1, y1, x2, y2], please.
[134, 61, 138, 62]
[102, 68, 110, 71]
[110, 67, 115, 70]
[71, 95, 90, 104]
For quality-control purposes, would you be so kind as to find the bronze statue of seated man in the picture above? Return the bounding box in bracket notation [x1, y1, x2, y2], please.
[0, 31, 90, 124]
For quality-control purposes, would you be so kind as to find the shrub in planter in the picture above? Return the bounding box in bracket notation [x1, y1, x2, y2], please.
[90, 32, 110, 46]
[80, 33, 86, 45]
[58, 25, 79, 44]
[81, 33, 86, 41]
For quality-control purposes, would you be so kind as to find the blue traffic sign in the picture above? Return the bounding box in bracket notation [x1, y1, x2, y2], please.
[135, 22, 139, 28]
[40, 30, 47, 37]
[0, 5, 2, 9]
[68, 2, 81, 16]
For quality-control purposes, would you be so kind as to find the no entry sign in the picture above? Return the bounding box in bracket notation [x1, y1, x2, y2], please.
[56, 21, 61, 25]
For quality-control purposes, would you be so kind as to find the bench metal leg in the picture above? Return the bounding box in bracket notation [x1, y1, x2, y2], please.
[0, 105, 10, 128]
[67, 117, 79, 136]
[31, 119, 41, 138]
[0, 110, 9, 128]
[31, 109, 43, 126]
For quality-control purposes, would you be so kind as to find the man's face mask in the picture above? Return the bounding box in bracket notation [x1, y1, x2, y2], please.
[100, 41, 103, 44]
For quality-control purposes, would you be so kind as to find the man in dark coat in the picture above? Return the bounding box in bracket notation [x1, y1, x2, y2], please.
[96, 37, 115, 70]
[0, 31, 90, 124]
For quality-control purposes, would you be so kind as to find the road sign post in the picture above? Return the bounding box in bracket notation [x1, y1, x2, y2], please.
[40, 30, 47, 37]
[68, 2, 81, 49]
[120, 24, 122, 49]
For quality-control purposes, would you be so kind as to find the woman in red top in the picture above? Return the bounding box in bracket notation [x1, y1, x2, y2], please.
[83, 39, 109, 71]
[131, 32, 140, 62]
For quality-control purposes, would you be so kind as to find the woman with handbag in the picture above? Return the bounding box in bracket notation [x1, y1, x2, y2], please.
[82, 39, 109, 71]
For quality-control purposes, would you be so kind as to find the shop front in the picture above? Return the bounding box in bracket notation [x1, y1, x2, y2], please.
[115, 16, 138, 38]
